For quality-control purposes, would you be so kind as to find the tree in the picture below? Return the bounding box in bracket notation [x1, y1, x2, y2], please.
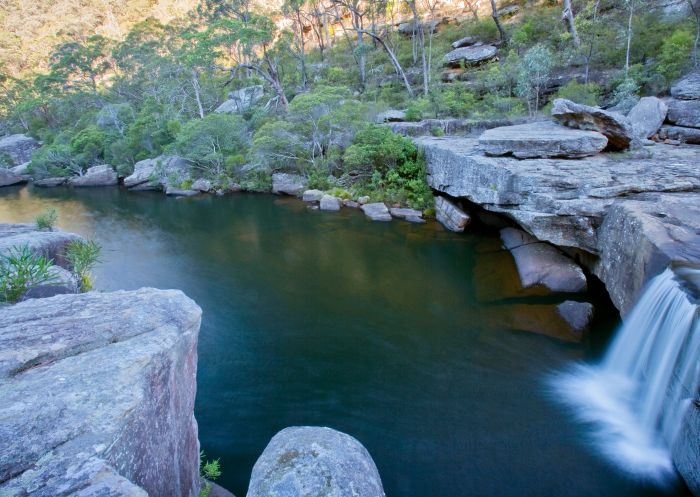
[688, 0, 700, 67]
[562, 0, 581, 47]
[358, 30, 415, 96]
[283, 0, 310, 89]
[490, 0, 508, 44]
[516, 44, 553, 116]
[48, 36, 112, 93]
[331, 0, 368, 87]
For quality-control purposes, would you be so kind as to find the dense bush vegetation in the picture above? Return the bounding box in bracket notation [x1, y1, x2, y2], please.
[1, 0, 698, 207]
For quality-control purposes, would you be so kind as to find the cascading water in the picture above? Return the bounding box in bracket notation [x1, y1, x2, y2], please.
[551, 265, 700, 483]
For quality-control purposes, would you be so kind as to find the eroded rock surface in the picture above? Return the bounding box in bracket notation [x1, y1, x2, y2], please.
[68, 164, 118, 187]
[0, 167, 27, 187]
[501, 227, 587, 293]
[416, 136, 700, 314]
[361, 202, 392, 221]
[272, 173, 307, 196]
[435, 196, 469, 232]
[0, 223, 81, 267]
[0, 289, 202, 497]
[247, 426, 385, 497]
[124, 156, 190, 191]
[628, 97, 667, 138]
[215, 85, 264, 113]
[443, 45, 496, 66]
[479, 122, 608, 159]
[671, 70, 700, 100]
[552, 98, 637, 150]
[0, 134, 38, 166]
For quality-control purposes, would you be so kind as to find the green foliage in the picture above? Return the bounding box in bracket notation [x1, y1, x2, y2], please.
[171, 113, 248, 178]
[0, 245, 56, 303]
[35, 208, 58, 230]
[516, 44, 554, 115]
[656, 29, 694, 85]
[65, 239, 101, 292]
[555, 81, 601, 106]
[198, 451, 222, 497]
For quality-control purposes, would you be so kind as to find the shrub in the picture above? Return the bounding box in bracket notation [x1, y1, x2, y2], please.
[199, 451, 221, 497]
[343, 124, 417, 176]
[0, 245, 56, 303]
[516, 44, 554, 115]
[171, 113, 248, 178]
[35, 208, 58, 230]
[65, 239, 101, 292]
[656, 29, 693, 85]
[555, 81, 601, 106]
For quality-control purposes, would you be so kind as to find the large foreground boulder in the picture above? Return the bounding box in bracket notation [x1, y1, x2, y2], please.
[627, 97, 668, 138]
[0, 288, 202, 497]
[247, 426, 385, 497]
[500, 227, 587, 293]
[671, 70, 700, 100]
[435, 196, 470, 232]
[666, 99, 700, 128]
[0, 167, 28, 187]
[0, 134, 38, 166]
[443, 45, 497, 67]
[551, 98, 637, 150]
[272, 173, 307, 195]
[479, 122, 608, 159]
[124, 156, 190, 191]
[68, 164, 118, 187]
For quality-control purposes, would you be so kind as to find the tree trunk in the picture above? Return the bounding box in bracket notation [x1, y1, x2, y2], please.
[689, 0, 700, 66]
[625, 2, 633, 76]
[562, 0, 581, 47]
[296, 11, 308, 89]
[490, 0, 508, 44]
[359, 30, 415, 96]
[191, 69, 204, 119]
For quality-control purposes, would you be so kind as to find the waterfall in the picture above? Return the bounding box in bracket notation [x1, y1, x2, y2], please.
[551, 265, 700, 482]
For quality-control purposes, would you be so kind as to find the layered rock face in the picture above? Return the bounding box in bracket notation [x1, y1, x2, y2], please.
[416, 136, 700, 314]
[247, 427, 385, 497]
[124, 156, 190, 191]
[0, 288, 202, 497]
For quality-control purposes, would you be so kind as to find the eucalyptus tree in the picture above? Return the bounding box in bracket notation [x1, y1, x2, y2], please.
[330, 0, 369, 87]
[282, 0, 310, 89]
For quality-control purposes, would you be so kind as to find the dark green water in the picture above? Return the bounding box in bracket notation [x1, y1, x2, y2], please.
[0, 185, 691, 497]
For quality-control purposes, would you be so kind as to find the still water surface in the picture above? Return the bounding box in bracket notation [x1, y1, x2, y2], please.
[0, 185, 690, 497]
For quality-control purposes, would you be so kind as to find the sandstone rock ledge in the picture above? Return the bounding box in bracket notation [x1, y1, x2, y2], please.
[0, 288, 202, 497]
[416, 136, 700, 314]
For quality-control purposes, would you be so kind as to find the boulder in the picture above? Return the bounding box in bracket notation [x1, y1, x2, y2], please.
[435, 196, 470, 232]
[0, 167, 28, 187]
[192, 179, 213, 192]
[443, 45, 497, 67]
[500, 227, 587, 293]
[358, 196, 370, 205]
[21, 265, 79, 300]
[247, 426, 385, 497]
[302, 189, 324, 202]
[375, 109, 407, 123]
[0, 288, 201, 497]
[659, 124, 700, 144]
[556, 301, 594, 333]
[397, 20, 439, 35]
[551, 98, 637, 150]
[33, 177, 66, 187]
[627, 97, 668, 138]
[319, 194, 341, 211]
[10, 162, 30, 175]
[390, 207, 423, 220]
[479, 122, 608, 159]
[497, 4, 520, 17]
[666, 99, 700, 128]
[0, 134, 38, 166]
[166, 187, 199, 197]
[272, 173, 307, 196]
[215, 85, 265, 113]
[451, 36, 479, 49]
[671, 70, 700, 100]
[68, 164, 118, 187]
[0, 224, 82, 268]
[343, 200, 360, 208]
[124, 155, 190, 191]
[361, 202, 392, 221]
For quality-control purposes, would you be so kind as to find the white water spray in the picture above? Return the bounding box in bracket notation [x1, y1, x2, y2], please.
[551, 265, 700, 482]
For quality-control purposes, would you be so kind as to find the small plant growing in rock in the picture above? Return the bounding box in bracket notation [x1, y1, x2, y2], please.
[199, 451, 222, 497]
[0, 245, 56, 303]
[35, 208, 58, 230]
[65, 239, 101, 292]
